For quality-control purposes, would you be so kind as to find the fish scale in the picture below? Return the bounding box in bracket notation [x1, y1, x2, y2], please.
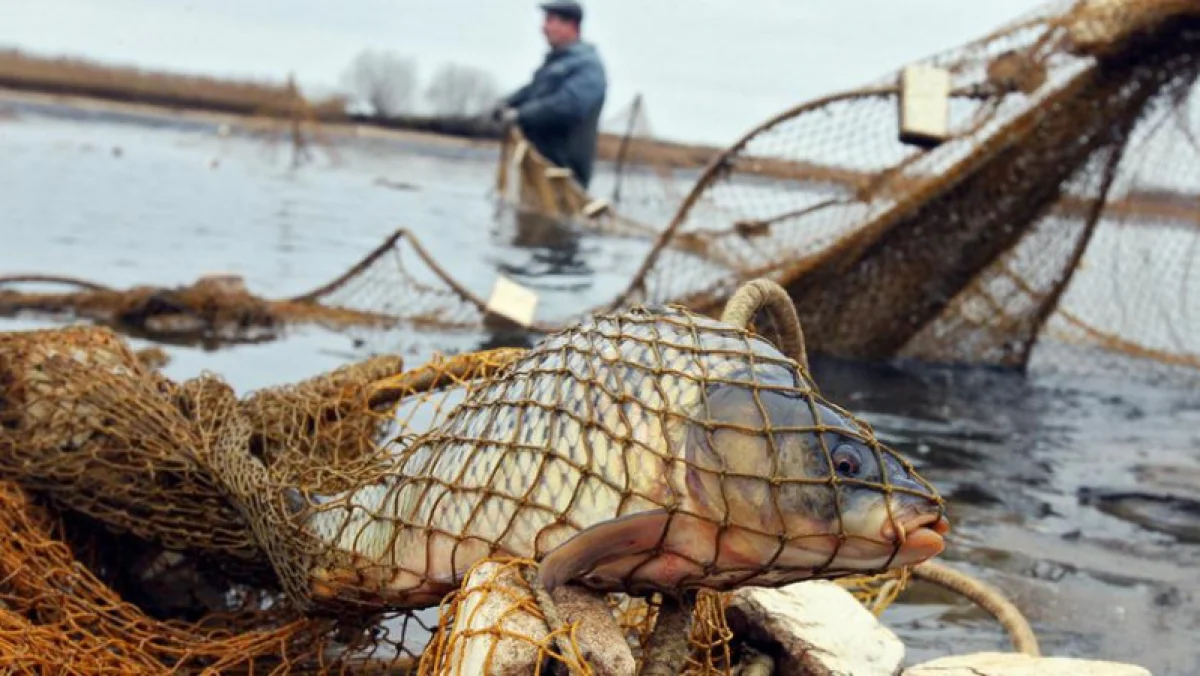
[303, 305, 944, 606]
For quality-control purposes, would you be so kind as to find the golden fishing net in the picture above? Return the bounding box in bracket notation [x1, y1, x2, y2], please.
[261, 302, 941, 611]
[0, 288, 932, 673]
[613, 0, 1200, 380]
[416, 558, 739, 676]
[0, 324, 513, 673]
[494, 96, 686, 242]
[0, 227, 490, 350]
[0, 325, 266, 577]
[0, 478, 389, 675]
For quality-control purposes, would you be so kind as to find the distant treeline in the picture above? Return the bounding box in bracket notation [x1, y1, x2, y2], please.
[0, 48, 337, 118]
[0, 49, 728, 170]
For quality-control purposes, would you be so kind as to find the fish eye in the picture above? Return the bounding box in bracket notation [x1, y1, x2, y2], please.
[831, 443, 863, 478]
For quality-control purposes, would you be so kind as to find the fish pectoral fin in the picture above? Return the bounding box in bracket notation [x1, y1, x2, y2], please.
[539, 510, 671, 592]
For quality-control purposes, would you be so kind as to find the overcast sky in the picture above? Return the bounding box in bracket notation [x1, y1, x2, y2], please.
[2, 0, 1049, 143]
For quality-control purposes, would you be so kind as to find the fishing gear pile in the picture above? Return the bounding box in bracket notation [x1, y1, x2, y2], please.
[612, 0, 1200, 380]
[0, 280, 955, 674]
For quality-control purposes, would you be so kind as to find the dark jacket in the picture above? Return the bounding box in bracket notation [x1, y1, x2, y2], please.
[505, 40, 607, 189]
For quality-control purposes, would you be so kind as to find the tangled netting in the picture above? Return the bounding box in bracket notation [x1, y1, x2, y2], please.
[612, 0, 1200, 381]
[494, 127, 663, 242]
[0, 230, 487, 349]
[493, 93, 697, 238]
[0, 279, 961, 674]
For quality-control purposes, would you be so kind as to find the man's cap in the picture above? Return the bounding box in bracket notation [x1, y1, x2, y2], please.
[539, 0, 583, 23]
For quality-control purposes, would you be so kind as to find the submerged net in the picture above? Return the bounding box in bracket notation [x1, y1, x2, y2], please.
[613, 0, 1200, 380]
[0, 291, 939, 673]
[494, 125, 665, 243]
[0, 228, 491, 349]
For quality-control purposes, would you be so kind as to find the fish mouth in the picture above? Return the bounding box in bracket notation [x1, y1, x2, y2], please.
[883, 509, 949, 564]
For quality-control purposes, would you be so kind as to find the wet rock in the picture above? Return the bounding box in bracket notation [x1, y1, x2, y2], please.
[726, 580, 904, 676]
[450, 563, 547, 676]
[1079, 486, 1200, 543]
[374, 177, 420, 191]
[1077, 464, 1200, 543]
[446, 562, 634, 676]
[550, 585, 636, 675]
[947, 482, 1004, 506]
[903, 652, 1151, 675]
[1029, 559, 1070, 582]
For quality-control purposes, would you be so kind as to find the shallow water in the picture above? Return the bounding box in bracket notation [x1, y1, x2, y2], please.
[1, 101, 1198, 674]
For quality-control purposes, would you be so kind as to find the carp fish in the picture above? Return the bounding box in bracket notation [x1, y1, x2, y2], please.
[302, 305, 947, 607]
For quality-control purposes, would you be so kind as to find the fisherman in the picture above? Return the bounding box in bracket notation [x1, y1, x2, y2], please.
[493, 1, 607, 189]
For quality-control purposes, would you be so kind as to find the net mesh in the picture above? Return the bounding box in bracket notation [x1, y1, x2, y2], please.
[0, 325, 266, 576]
[612, 0, 1200, 380]
[597, 95, 693, 228]
[263, 304, 943, 613]
[0, 477, 430, 674]
[0, 294, 937, 673]
[494, 125, 666, 242]
[0, 228, 491, 349]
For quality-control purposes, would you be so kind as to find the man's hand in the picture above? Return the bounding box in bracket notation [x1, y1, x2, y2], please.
[499, 107, 520, 125]
[490, 100, 513, 122]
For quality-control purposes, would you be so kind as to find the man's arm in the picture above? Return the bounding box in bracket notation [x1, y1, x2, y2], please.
[515, 59, 605, 128]
[504, 82, 536, 108]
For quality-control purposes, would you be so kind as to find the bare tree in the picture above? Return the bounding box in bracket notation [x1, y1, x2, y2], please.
[341, 49, 418, 117]
[425, 63, 499, 117]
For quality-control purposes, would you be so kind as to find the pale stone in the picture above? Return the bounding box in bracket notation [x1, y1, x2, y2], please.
[726, 580, 905, 676]
[551, 585, 636, 676]
[448, 562, 546, 676]
[903, 651, 1152, 676]
[446, 563, 635, 676]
